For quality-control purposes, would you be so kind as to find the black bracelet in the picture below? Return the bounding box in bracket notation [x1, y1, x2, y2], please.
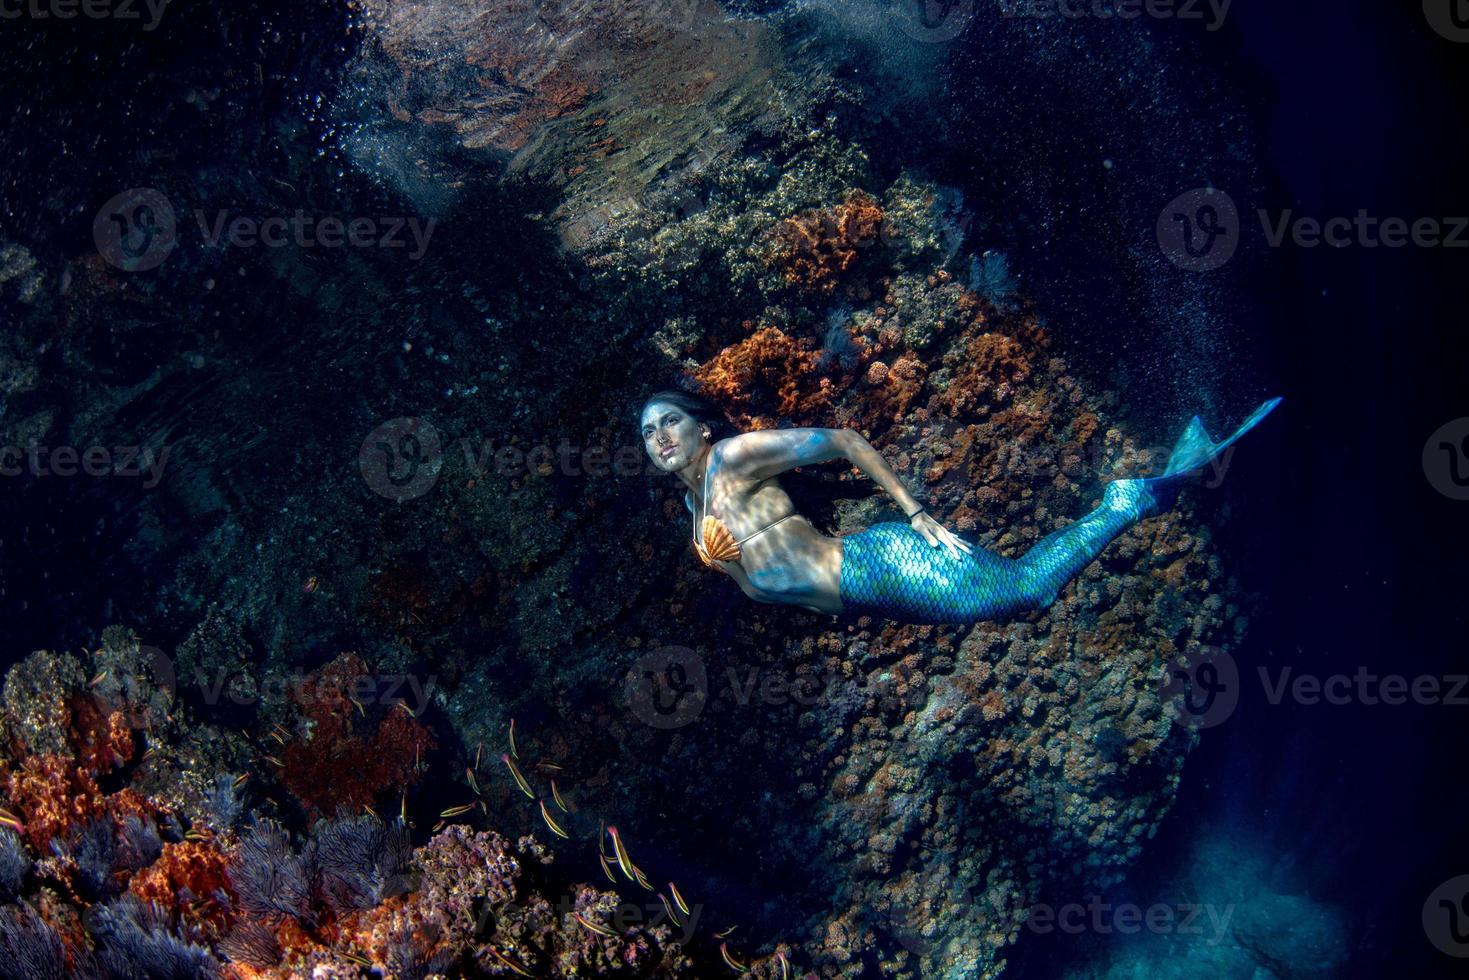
[904, 504, 925, 519]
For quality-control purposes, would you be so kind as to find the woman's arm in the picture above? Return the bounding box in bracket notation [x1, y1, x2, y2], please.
[722, 427, 973, 558]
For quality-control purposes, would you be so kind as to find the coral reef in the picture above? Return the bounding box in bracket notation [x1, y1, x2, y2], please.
[0, 4, 1269, 978]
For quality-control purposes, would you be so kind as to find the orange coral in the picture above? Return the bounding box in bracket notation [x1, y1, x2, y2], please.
[6, 753, 105, 851]
[769, 190, 885, 293]
[279, 653, 436, 818]
[693, 324, 835, 425]
[129, 839, 232, 928]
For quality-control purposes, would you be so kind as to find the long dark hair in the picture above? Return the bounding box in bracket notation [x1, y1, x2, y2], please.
[638, 388, 878, 533]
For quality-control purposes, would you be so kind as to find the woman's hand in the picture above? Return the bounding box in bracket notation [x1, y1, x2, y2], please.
[911, 511, 974, 561]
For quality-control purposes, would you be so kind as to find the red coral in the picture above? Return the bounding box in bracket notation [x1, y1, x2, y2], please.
[279, 653, 435, 818]
[693, 324, 835, 426]
[769, 190, 885, 293]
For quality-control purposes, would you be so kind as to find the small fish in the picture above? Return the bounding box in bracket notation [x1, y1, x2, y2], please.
[267, 731, 286, 745]
[364, 804, 379, 820]
[670, 881, 690, 916]
[475, 740, 484, 771]
[606, 826, 635, 882]
[272, 722, 291, 738]
[0, 810, 24, 832]
[303, 576, 319, 594]
[140, 747, 155, 763]
[659, 892, 682, 927]
[633, 864, 652, 891]
[339, 951, 371, 967]
[349, 695, 365, 717]
[232, 773, 250, 789]
[440, 803, 476, 818]
[264, 755, 285, 768]
[572, 911, 615, 937]
[720, 942, 748, 973]
[415, 743, 421, 771]
[598, 853, 616, 883]
[184, 830, 212, 842]
[715, 926, 739, 939]
[483, 945, 534, 978]
[534, 762, 564, 772]
[87, 669, 108, 688]
[466, 768, 480, 795]
[432, 820, 445, 833]
[538, 800, 569, 838]
[400, 790, 408, 823]
[778, 951, 790, 980]
[395, 700, 417, 718]
[509, 717, 519, 759]
[502, 753, 534, 799]
[551, 779, 568, 812]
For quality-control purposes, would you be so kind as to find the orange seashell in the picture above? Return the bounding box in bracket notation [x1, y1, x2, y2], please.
[697, 516, 741, 564]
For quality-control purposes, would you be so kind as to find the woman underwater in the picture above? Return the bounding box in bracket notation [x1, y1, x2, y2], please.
[640, 389, 1281, 625]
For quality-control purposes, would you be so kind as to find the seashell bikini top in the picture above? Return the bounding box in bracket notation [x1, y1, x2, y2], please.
[691, 453, 798, 573]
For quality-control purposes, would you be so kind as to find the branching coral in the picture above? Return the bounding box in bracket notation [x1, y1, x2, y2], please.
[276, 653, 435, 818]
[693, 323, 839, 426]
[768, 190, 886, 294]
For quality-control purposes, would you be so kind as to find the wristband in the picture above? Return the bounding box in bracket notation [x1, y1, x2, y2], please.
[904, 504, 925, 519]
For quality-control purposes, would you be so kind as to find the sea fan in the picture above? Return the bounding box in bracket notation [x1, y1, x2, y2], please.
[203, 773, 246, 832]
[0, 828, 32, 902]
[50, 815, 118, 901]
[227, 816, 316, 924]
[87, 896, 222, 980]
[819, 308, 862, 372]
[116, 815, 163, 874]
[312, 810, 415, 913]
[0, 901, 69, 980]
[216, 918, 281, 969]
[967, 250, 1018, 311]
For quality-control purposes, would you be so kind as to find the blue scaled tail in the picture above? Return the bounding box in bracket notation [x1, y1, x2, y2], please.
[837, 397, 1283, 625]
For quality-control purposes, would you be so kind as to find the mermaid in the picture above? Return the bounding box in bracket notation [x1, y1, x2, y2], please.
[639, 389, 1281, 624]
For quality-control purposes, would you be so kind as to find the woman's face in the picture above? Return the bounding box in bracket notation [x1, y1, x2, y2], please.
[640, 400, 706, 472]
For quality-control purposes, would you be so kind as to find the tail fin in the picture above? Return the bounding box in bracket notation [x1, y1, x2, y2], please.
[1160, 396, 1283, 478]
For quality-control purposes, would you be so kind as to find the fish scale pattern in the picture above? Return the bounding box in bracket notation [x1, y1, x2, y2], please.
[838, 480, 1157, 625]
